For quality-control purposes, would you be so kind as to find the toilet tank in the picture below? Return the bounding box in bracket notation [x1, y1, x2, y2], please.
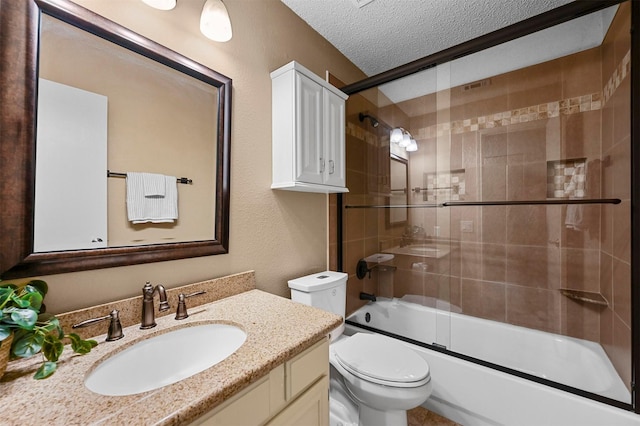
[288, 271, 347, 319]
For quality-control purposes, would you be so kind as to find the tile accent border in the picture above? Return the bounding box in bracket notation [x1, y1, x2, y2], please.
[603, 49, 631, 104]
[347, 49, 631, 144]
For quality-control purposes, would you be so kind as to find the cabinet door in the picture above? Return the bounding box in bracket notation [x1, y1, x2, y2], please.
[322, 89, 345, 188]
[295, 72, 323, 184]
[266, 376, 329, 426]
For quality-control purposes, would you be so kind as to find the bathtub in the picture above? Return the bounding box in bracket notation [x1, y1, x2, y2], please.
[345, 296, 639, 426]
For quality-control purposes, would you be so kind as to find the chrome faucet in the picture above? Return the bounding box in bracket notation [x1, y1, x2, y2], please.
[140, 282, 170, 329]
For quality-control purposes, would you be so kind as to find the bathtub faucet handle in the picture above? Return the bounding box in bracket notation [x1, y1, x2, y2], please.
[359, 292, 377, 303]
[356, 259, 373, 279]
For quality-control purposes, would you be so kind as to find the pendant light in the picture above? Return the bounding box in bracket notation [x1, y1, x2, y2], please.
[141, 0, 177, 10]
[200, 0, 233, 42]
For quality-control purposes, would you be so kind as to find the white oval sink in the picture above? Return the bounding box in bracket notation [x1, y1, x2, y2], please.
[85, 323, 246, 396]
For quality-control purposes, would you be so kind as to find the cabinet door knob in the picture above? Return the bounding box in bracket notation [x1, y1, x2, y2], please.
[329, 160, 335, 174]
[320, 158, 325, 173]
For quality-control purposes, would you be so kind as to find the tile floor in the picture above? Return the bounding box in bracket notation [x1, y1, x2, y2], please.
[407, 407, 460, 426]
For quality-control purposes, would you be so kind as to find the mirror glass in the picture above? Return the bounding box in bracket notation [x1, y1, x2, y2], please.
[36, 14, 217, 251]
[388, 156, 408, 226]
[0, 0, 231, 278]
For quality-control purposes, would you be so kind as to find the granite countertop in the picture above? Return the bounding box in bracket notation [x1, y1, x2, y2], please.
[0, 289, 342, 426]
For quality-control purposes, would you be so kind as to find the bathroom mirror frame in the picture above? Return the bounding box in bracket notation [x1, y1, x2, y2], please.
[0, 0, 232, 279]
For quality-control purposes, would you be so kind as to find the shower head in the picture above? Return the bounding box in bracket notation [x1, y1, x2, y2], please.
[359, 112, 379, 128]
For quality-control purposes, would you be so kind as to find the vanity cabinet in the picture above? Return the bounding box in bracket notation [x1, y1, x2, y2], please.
[271, 61, 349, 193]
[191, 338, 329, 426]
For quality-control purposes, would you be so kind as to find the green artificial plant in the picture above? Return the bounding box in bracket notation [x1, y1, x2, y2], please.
[0, 280, 97, 379]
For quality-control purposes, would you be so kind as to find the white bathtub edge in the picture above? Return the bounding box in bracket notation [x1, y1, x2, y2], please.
[419, 342, 640, 426]
[345, 323, 640, 426]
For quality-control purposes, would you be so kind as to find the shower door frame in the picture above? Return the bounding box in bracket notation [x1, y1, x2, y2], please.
[336, 0, 639, 413]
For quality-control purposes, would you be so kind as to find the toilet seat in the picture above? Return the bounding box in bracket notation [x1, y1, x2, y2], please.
[333, 333, 431, 388]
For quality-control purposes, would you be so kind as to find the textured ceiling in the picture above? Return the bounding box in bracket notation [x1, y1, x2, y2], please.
[280, 0, 575, 76]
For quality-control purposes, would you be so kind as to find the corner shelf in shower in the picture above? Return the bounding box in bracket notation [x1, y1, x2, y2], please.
[344, 198, 621, 209]
[559, 289, 609, 307]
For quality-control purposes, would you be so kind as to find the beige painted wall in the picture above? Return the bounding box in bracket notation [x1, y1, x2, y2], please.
[33, 0, 365, 314]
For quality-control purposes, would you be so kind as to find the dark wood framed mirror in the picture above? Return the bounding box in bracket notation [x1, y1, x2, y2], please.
[0, 0, 231, 279]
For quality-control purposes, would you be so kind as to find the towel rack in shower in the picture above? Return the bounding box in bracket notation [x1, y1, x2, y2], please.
[345, 198, 621, 209]
[107, 170, 193, 184]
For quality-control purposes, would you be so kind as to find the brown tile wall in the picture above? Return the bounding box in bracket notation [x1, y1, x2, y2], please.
[599, 2, 632, 392]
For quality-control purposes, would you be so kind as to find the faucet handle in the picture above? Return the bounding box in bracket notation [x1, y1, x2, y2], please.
[72, 309, 124, 342]
[175, 291, 206, 320]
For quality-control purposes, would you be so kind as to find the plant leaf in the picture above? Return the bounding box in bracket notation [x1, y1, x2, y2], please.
[0, 287, 15, 309]
[34, 361, 57, 379]
[27, 280, 48, 297]
[7, 307, 38, 329]
[9, 294, 31, 309]
[22, 287, 43, 311]
[12, 330, 44, 358]
[67, 333, 97, 354]
[37, 314, 61, 336]
[42, 334, 64, 362]
[0, 325, 11, 342]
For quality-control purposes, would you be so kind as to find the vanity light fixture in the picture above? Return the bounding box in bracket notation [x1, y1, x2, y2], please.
[141, 0, 177, 10]
[389, 127, 417, 152]
[399, 132, 411, 148]
[390, 128, 404, 144]
[200, 0, 233, 42]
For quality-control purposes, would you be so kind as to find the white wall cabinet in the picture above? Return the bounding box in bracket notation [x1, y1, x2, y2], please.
[271, 61, 348, 193]
[191, 338, 329, 426]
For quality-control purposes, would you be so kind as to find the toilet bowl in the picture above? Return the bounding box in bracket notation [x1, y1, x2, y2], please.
[288, 271, 432, 426]
[331, 333, 432, 425]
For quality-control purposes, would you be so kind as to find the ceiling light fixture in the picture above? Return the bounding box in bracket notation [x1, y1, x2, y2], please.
[200, 0, 233, 42]
[141, 0, 177, 10]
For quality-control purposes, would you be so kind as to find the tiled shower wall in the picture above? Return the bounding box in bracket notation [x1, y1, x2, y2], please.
[599, 2, 631, 392]
[339, 3, 631, 390]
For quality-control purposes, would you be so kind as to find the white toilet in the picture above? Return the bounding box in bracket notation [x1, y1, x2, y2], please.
[288, 271, 432, 426]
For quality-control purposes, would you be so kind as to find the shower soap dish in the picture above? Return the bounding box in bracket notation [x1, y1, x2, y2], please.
[364, 253, 394, 263]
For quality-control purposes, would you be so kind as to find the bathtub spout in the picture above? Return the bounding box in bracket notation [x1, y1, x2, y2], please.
[359, 292, 377, 302]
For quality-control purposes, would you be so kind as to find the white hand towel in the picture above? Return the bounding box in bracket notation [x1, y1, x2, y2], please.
[142, 172, 166, 197]
[564, 162, 587, 231]
[127, 173, 178, 223]
[565, 204, 583, 230]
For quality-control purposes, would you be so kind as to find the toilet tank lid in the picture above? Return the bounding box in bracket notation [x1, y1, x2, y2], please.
[288, 271, 348, 292]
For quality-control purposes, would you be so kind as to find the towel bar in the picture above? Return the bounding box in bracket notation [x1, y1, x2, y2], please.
[107, 170, 192, 184]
